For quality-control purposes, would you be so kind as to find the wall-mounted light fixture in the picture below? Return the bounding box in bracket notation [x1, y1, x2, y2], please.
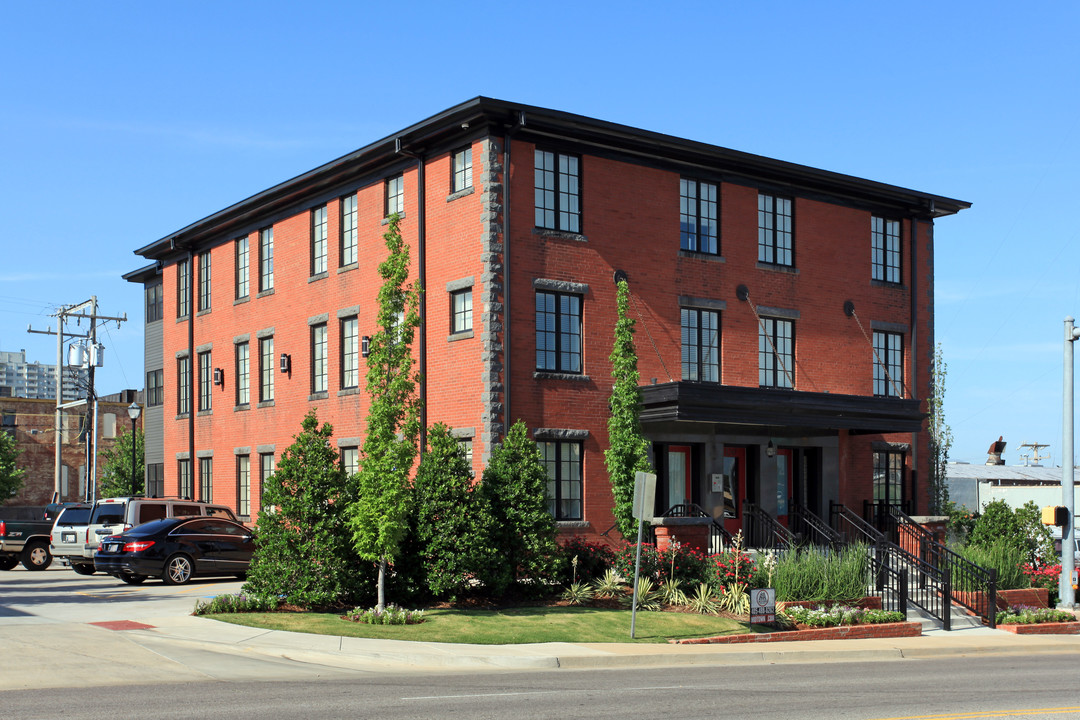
[279, 353, 291, 374]
[213, 368, 224, 386]
[766, 440, 776, 458]
[361, 336, 371, 358]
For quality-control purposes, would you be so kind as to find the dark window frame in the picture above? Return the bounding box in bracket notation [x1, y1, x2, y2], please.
[451, 146, 473, 193]
[534, 149, 581, 233]
[680, 307, 720, 382]
[340, 316, 359, 389]
[176, 258, 190, 318]
[235, 341, 250, 407]
[339, 193, 357, 267]
[873, 449, 905, 505]
[757, 193, 794, 267]
[177, 356, 190, 415]
[873, 330, 904, 398]
[259, 336, 274, 403]
[145, 281, 163, 322]
[451, 288, 473, 334]
[235, 236, 249, 300]
[758, 316, 794, 389]
[259, 452, 275, 509]
[872, 216, 902, 284]
[197, 351, 212, 411]
[310, 204, 328, 276]
[540, 440, 583, 521]
[237, 454, 250, 517]
[680, 178, 719, 254]
[197, 251, 211, 312]
[258, 227, 274, 293]
[535, 290, 582, 374]
[178, 458, 193, 500]
[146, 369, 163, 407]
[311, 322, 328, 394]
[385, 174, 404, 217]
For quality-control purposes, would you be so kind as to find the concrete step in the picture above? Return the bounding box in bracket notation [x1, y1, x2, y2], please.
[906, 601, 986, 632]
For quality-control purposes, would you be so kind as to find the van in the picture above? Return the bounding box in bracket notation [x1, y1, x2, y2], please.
[81, 497, 238, 570]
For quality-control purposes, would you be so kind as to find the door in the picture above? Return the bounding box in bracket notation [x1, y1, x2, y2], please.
[721, 446, 747, 535]
[667, 446, 692, 512]
[775, 448, 794, 526]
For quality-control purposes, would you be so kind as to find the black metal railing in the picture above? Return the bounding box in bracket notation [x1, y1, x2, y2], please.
[742, 500, 795, 549]
[830, 501, 885, 545]
[790, 502, 843, 548]
[862, 499, 913, 531]
[659, 503, 734, 554]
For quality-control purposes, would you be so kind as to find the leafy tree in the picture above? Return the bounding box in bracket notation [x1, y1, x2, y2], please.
[245, 411, 368, 608]
[474, 420, 558, 596]
[97, 427, 144, 498]
[927, 343, 953, 515]
[969, 499, 1054, 565]
[413, 423, 478, 598]
[604, 278, 653, 539]
[348, 213, 423, 611]
[0, 430, 26, 499]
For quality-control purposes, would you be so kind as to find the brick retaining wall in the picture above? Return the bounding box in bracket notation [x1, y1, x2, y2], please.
[671, 621, 921, 644]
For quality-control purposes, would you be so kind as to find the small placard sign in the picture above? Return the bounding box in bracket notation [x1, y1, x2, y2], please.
[750, 588, 776, 624]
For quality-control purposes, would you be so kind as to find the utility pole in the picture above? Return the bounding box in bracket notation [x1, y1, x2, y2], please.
[28, 297, 127, 500]
[1061, 316, 1080, 609]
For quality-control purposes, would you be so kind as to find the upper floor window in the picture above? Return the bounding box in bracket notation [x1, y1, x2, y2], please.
[311, 323, 328, 395]
[235, 341, 249, 407]
[197, 251, 211, 312]
[311, 205, 327, 276]
[145, 282, 162, 323]
[873, 330, 904, 398]
[341, 446, 359, 476]
[536, 291, 581, 373]
[178, 459, 192, 500]
[340, 316, 360, 389]
[540, 440, 582, 520]
[385, 174, 404, 216]
[199, 457, 213, 503]
[177, 356, 190, 415]
[680, 179, 718, 254]
[340, 193, 357, 267]
[146, 463, 164, 498]
[236, 455, 250, 518]
[146, 369, 163, 407]
[235, 236, 249, 300]
[534, 149, 580, 233]
[197, 351, 212, 411]
[451, 147, 473, 193]
[758, 193, 793, 266]
[872, 216, 901, 284]
[758, 317, 794, 389]
[176, 259, 190, 318]
[681, 308, 720, 382]
[258, 227, 274, 293]
[451, 288, 473, 334]
[259, 336, 274, 403]
[259, 452, 275, 509]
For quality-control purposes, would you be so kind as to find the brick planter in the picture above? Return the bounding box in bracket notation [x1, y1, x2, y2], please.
[671, 621, 921, 644]
[995, 588, 1049, 609]
[997, 622, 1080, 635]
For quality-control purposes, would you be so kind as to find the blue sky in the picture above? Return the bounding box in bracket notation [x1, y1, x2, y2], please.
[1, 1, 1077, 466]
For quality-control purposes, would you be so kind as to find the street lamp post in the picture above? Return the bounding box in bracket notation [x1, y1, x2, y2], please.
[127, 402, 141, 497]
[1062, 317, 1080, 608]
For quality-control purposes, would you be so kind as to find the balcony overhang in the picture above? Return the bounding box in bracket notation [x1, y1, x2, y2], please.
[639, 382, 924, 436]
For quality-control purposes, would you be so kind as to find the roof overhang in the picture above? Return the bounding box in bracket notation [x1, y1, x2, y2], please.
[640, 382, 925, 436]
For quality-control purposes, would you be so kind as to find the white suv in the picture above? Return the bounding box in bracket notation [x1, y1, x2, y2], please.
[50, 503, 94, 574]
[81, 497, 238, 571]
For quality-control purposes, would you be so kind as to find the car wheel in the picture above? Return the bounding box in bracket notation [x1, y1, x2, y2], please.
[163, 554, 194, 586]
[72, 563, 96, 576]
[21, 541, 52, 571]
[119, 574, 146, 585]
[0, 556, 18, 571]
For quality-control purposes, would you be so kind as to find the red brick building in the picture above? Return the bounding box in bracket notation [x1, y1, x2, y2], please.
[125, 98, 968, 542]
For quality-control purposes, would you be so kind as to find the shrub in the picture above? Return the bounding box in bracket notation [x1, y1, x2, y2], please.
[709, 547, 756, 590]
[969, 500, 1054, 565]
[613, 542, 662, 581]
[561, 581, 595, 605]
[344, 604, 426, 625]
[955, 540, 1029, 591]
[554, 537, 615, 584]
[995, 605, 1075, 625]
[686, 583, 720, 615]
[620, 576, 662, 611]
[779, 604, 905, 628]
[771, 544, 869, 603]
[592, 568, 625, 598]
[193, 593, 278, 615]
[1024, 562, 1062, 606]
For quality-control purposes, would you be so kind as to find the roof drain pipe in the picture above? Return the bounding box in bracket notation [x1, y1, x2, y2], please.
[186, 247, 196, 501]
[909, 209, 921, 513]
[503, 111, 524, 436]
[396, 139, 427, 458]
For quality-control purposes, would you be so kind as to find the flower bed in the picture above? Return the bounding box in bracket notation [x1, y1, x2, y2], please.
[995, 605, 1079, 634]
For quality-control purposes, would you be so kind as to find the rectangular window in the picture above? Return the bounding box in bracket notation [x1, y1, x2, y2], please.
[873, 450, 905, 504]
[311, 323, 328, 394]
[177, 356, 190, 415]
[341, 447, 359, 476]
[259, 452, 275, 508]
[758, 193, 793, 266]
[872, 216, 901, 284]
[235, 236, 249, 300]
[873, 330, 904, 398]
[197, 351, 212, 411]
[680, 179, 719, 254]
[177, 259, 190, 318]
[451, 288, 473, 334]
[310, 205, 328, 276]
[451, 147, 473, 193]
[259, 336, 275, 403]
[178, 458, 192, 500]
[199, 457, 213, 503]
[340, 316, 359, 389]
[235, 341, 250, 406]
[258, 227, 274, 292]
[146, 463, 164, 498]
[385, 174, 404, 216]
[146, 369, 163, 407]
[237, 455, 250, 517]
[535, 291, 582, 373]
[340, 193, 357, 267]
[534, 149, 580, 232]
[197, 251, 211, 312]
[758, 317, 794, 389]
[540, 440, 583, 520]
[681, 308, 720, 382]
[145, 282, 162, 322]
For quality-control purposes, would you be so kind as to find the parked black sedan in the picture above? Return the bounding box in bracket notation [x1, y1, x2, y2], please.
[94, 516, 253, 585]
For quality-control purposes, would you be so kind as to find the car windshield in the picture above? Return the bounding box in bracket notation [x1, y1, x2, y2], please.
[90, 503, 126, 524]
[57, 508, 91, 525]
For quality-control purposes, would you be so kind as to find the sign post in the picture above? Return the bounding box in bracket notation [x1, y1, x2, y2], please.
[630, 471, 656, 639]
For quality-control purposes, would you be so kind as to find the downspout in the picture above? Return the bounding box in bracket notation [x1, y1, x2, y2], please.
[909, 214, 919, 513]
[188, 249, 196, 500]
[503, 111, 524, 430]
[396, 142, 427, 457]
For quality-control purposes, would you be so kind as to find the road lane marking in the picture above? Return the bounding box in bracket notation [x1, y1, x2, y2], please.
[869, 707, 1080, 720]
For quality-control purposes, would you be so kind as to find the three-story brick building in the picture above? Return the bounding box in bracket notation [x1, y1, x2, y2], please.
[125, 98, 968, 540]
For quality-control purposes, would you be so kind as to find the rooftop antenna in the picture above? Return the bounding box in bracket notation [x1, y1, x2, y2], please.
[1018, 441, 1051, 467]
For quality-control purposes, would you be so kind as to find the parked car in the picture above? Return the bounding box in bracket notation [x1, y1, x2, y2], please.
[94, 516, 254, 585]
[0, 502, 77, 571]
[81, 497, 238, 570]
[49, 503, 94, 574]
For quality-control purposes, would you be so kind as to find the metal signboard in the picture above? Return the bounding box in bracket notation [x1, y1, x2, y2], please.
[750, 588, 776, 624]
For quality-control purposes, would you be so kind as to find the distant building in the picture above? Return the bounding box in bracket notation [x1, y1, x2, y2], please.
[0, 349, 86, 402]
[946, 462, 1078, 513]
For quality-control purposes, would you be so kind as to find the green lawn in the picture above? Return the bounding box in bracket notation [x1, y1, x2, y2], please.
[210, 606, 758, 644]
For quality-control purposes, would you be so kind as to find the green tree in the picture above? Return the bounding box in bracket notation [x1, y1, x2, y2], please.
[413, 423, 478, 598]
[245, 410, 368, 608]
[348, 213, 423, 611]
[97, 427, 144, 498]
[969, 499, 1054, 565]
[0, 430, 26, 499]
[474, 420, 558, 596]
[604, 279, 653, 539]
[927, 343, 953, 515]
